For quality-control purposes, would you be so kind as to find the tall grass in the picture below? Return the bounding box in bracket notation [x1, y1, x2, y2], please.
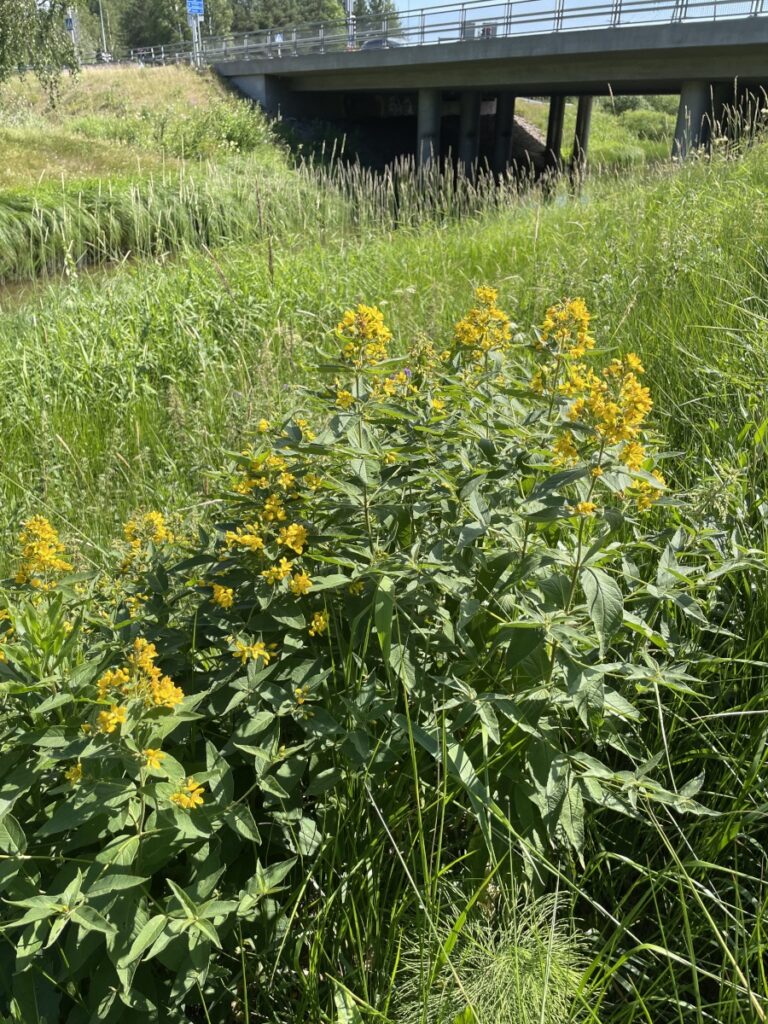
[2, 86, 768, 1020]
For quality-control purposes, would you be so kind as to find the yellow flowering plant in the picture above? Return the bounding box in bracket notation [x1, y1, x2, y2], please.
[0, 292, 746, 1022]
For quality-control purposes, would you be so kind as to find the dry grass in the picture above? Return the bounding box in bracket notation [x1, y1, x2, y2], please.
[0, 64, 228, 121]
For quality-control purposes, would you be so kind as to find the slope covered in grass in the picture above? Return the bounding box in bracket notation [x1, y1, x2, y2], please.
[1, 148, 766, 563]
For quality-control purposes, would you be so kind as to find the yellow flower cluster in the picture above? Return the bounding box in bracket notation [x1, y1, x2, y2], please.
[124, 510, 174, 549]
[454, 286, 512, 358]
[539, 298, 595, 359]
[225, 523, 265, 551]
[64, 762, 83, 785]
[96, 637, 184, 711]
[170, 777, 205, 810]
[308, 611, 328, 637]
[143, 748, 166, 770]
[289, 571, 313, 596]
[262, 557, 293, 584]
[211, 584, 234, 609]
[15, 516, 72, 587]
[566, 356, 653, 450]
[97, 704, 127, 734]
[294, 417, 316, 442]
[232, 639, 272, 666]
[336, 389, 355, 410]
[279, 523, 308, 555]
[338, 304, 392, 367]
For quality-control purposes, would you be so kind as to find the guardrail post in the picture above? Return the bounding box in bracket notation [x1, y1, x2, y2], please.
[292, 27, 298, 54]
[611, 0, 621, 27]
[320, 23, 325, 53]
[505, 2, 513, 36]
[460, 3, 467, 39]
[555, 0, 565, 31]
[420, 10, 426, 45]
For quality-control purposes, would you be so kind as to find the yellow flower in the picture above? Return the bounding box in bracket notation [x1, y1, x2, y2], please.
[294, 685, 311, 705]
[15, 516, 72, 586]
[124, 511, 174, 552]
[97, 704, 128, 734]
[211, 584, 235, 609]
[620, 441, 646, 470]
[573, 501, 598, 517]
[591, 465, 604, 478]
[261, 557, 294, 584]
[233, 639, 272, 666]
[225, 523, 265, 551]
[257, 418, 271, 433]
[305, 474, 323, 490]
[278, 471, 296, 490]
[262, 494, 287, 523]
[625, 352, 645, 374]
[383, 452, 397, 466]
[337, 305, 392, 366]
[97, 666, 130, 701]
[308, 611, 329, 637]
[431, 397, 446, 412]
[64, 763, 83, 785]
[279, 523, 308, 555]
[336, 389, 355, 410]
[170, 777, 205, 810]
[539, 298, 595, 359]
[143, 748, 166, 770]
[553, 431, 579, 467]
[295, 417, 316, 441]
[266, 454, 288, 472]
[289, 572, 313, 596]
[348, 580, 364, 595]
[454, 287, 513, 355]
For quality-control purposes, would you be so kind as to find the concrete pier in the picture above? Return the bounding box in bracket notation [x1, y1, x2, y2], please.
[493, 92, 516, 174]
[545, 95, 566, 170]
[417, 88, 442, 166]
[458, 92, 482, 175]
[673, 79, 710, 157]
[572, 95, 593, 173]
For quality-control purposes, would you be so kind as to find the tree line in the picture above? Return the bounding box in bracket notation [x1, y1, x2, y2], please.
[73, 0, 399, 51]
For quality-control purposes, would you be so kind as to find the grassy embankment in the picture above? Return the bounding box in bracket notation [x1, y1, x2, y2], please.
[2, 65, 768, 1024]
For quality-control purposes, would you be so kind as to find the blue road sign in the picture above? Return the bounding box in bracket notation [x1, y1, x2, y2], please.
[186, 0, 204, 14]
[64, 16, 74, 31]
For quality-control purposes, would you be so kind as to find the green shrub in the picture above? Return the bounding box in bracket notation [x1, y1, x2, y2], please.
[70, 96, 273, 158]
[0, 292, 739, 1021]
[620, 109, 675, 143]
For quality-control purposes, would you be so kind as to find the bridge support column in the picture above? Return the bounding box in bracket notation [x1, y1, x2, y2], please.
[545, 95, 566, 171]
[417, 88, 442, 167]
[673, 80, 710, 158]
[493, 92, 516, 175]
[571, 95, 593, 176]
[459, 92, 482, 176]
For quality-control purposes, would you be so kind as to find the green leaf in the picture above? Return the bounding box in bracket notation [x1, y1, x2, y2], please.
[117, 914, 167, 967]
[580, 567, 623, 654]
[0, 812, 26, 854]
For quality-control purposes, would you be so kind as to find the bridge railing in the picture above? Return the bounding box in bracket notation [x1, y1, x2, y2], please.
[195, 0, 763, 64]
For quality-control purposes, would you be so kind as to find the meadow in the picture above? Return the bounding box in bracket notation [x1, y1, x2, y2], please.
[1, 64, 767, 1024]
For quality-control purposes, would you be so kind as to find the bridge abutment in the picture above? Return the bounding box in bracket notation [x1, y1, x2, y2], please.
[493, 92, 516, 175]
[417, 88, 442, 167]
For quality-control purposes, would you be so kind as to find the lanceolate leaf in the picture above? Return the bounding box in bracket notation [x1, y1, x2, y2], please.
[580, 567, 624, 654]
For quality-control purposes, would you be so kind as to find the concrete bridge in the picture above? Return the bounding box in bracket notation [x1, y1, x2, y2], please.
[189, 0, 768, 171]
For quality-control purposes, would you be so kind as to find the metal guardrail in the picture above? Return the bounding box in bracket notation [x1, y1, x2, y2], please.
[127, 0, 766, 67]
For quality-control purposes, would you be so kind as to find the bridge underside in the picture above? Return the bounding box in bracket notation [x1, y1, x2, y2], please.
[214, 19, 768, 171]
